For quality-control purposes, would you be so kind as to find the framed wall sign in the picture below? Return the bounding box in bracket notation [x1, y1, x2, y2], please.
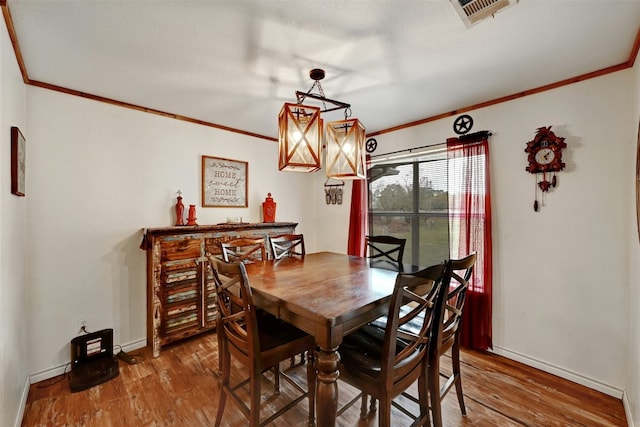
[11, 126, 26, 197]
[202, 155, 248, 207]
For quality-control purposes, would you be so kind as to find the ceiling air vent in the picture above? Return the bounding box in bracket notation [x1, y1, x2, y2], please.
[451, 0, 516, 27]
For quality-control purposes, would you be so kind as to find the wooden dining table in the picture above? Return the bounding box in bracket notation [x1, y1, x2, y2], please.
[243, 251, 411, 427]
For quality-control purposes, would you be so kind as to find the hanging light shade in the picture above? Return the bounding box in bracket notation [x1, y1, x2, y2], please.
[325, 118, 366, 179]
[278, 68, 366, 179]
[278, 103, 322, 172]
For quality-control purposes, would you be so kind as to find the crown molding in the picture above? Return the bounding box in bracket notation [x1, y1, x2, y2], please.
[2, 3, 638, 140]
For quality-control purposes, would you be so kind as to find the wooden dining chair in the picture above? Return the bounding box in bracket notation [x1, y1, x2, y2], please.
[366, 235, 407, 267]
[361, 253, 476, 426]
[220, 237, 267, 263]
[337, 262, 449, 427]
[268, 233, 305, 260]
[207, 255, 317, 427]
[427, 252, 476, 427]
[268, 233, 307, 367]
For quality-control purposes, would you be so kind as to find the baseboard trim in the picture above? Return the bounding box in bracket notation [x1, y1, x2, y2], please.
[28, 338, 147, 384]
[119, 337, 147, 355]
[13, 376, 30, 427]
[623, 390, 635, 427]
[492, 345, 624, 399]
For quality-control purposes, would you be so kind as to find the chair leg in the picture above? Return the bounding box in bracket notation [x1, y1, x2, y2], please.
[451, 344, 466, 415]
[273, 365, 281, 394]
[360, 394, 368, 418]
[214, 387, 227, 427]
[377, 395, 392, 427]
[215, 327, 224, 378]
[429, 359, 443, 427]
[369, 396, 377, 414]
[418, 370, 432, 427]
[215, 346, 230, 427]
[290, 351, 306, 368]
[306, 350, 317, 426]
[250, 368, 261, 427]
[359, 394, 376, 417]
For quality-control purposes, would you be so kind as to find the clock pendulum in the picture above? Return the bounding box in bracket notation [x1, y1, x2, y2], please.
[524, 126, 567, 212]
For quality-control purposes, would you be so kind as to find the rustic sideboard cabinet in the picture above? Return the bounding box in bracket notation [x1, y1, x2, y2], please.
[142, 222, 297, 357]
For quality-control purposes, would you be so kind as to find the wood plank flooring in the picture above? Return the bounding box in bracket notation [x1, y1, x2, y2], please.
[21, 333, 626, 426]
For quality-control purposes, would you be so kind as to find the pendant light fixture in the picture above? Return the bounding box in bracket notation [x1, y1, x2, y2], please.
[325, 117, 366, 179]
[277, 68, 366, 179]
[278, 103, 322, 172]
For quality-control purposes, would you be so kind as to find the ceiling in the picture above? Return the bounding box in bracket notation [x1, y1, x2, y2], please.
[5, 0, 640, 141]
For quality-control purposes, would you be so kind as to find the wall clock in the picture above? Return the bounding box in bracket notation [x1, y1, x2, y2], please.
[525, 126, 566, 211]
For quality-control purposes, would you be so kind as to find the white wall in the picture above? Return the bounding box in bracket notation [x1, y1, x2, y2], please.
[627, 58, 640, 426]
[0, 16, 29, 427]
[369, 70, 634, 398]
[312, 174, 353, 253]
[25, 87, 320, 379]
[12, 42, 639, 427]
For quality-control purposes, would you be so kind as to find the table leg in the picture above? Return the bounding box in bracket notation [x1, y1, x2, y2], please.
[315, 346, 340, 427]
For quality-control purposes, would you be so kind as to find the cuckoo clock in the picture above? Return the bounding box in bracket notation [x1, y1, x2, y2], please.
[525, 126, 566, 212]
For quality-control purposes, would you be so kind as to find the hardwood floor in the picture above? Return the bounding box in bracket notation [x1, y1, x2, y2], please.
[21, 332, 626, 426]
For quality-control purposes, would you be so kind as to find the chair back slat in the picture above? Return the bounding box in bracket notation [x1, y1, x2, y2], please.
[268, 234, 305, 260]
[365, 235, 406, 266]
[221, 237, 267, 263]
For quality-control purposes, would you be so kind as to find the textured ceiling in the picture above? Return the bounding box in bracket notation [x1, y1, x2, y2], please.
[5, 0, 640, 140]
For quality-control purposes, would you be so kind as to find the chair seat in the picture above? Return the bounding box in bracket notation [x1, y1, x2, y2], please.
[370, 309, 425, 338]
[340, 323, 421, 382]
[257, 311, 314, 352]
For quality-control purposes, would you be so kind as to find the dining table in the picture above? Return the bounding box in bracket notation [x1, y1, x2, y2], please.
[243, 251, 417, 427]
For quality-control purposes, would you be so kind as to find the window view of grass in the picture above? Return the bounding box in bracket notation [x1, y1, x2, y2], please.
[370, 215, 449, 267]
[369, 157, 450, 268]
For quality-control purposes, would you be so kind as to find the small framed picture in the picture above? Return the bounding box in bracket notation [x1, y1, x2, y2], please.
[11, 127, 25, 197]
[202, 155, 248, 207]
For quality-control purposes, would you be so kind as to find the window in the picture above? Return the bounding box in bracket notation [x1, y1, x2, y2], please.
[367, 147, 450, 267]
[366, 135, 492, 350]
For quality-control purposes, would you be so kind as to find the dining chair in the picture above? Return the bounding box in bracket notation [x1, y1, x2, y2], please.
[220, 237, 267, 263]
[368, 253, 477, 426]
[268, 233, 305, 260]
[268, 233, 307, 367]
[216, 241, 283, 392]
[207, 255, 317, 427]
[427, 252, 476, 427]
[337, 262, 449, 427]
[365, 235, 407, 268]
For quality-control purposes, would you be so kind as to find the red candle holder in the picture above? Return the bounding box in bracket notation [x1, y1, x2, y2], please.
[186, 205, 198, 226]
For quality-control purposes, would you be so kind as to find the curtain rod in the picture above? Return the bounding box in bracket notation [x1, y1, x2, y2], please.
[368, 130, 492, 160]
[369, 141, 445, 160]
